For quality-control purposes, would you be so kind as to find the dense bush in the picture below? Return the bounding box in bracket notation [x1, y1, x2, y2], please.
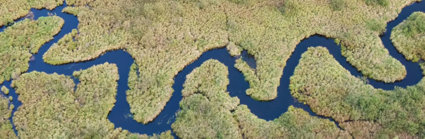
[365, 0, 389, 6]
[391, 12, 425, 62]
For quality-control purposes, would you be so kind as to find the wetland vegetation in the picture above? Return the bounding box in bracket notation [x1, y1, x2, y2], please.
[0, 0, 424, 138]
[12, 63, 172, 138]
[0, 96, 15, 138]
[290, 47, 425, 138]
[0, 0, 63, 26]
[42, 0, 418, 123]
[0, 16, 63, 84]
[171, 60, 241, 139]
[391, 12, 425, 62]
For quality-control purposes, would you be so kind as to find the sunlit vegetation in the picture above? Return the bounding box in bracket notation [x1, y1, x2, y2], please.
[233, 105, 350, 138]
[0, 0, 63, 27]
[11, 63, 172, 138]
[0, 16, 63, 84]
[391, 12, 425, 62]
[0, 96, 16, 138]
[42, 0, 416, 122]
[290, 47, 425, 138]
[171, 60, 241, 139]
[1, 86, 9, 95]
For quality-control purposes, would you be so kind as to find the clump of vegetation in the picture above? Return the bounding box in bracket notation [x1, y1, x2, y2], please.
[364, 0, 389, 6]
[172, 60, 241, 139]
[329, 0, 347, 11]
[43, 0, 416, 122]
[0, 96, 16, 138]
[0, 0, 63, 26]
[0, 16, 63, 84]
[290, 47, 425, 138]
[1, 86, 9, 95]
[12, 63, 172, 138]
[391, 12, 425, 62]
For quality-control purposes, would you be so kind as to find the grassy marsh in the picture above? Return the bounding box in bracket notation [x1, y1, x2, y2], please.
[171, 60, 241, 139]
[0, 16, 63, 84]
[0, 0, 63, 26]
[290, 47, 425, 138]
[0, 96, 16, 138]
[11, 63, 172, 138]
[41, 0, 417, 123]
[391, 12, 425, 62]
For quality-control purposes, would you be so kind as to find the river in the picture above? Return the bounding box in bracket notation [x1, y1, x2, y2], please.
[0, 1, 424, 137]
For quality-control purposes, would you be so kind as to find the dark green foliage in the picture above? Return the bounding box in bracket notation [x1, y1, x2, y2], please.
[330, 0, 346, 11]
[391, 12, 425, 62]
[365, 0, 389, 6]
[366, 19, 386, 32]
[400, 12, 425, 37]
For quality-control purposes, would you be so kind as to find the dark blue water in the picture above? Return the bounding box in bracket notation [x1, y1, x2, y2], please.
[0, 1, 424, 137]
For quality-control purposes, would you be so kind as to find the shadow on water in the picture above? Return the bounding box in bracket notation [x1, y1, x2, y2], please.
[0, 0, 424, 137]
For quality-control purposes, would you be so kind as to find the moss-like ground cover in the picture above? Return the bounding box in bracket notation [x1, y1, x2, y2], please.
[391, 12, 425, 62]
[290, 47, 425, 138]
[0, 16, 63, 84]
[0, 0, 63, 27]
[41, 0, 418, 124]
[11, 63, 172, 138]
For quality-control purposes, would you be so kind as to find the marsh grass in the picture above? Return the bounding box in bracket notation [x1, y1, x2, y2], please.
[42, 0, 416, 122]
[391, 12, 425, 62]
[0, 16, 63, 84]
[0, 96, 16, 138]
[171, 60, 241, 139]
[11, 63, 172, 138]
[290, 47, 425, 138]
[0, 0, 63, 27]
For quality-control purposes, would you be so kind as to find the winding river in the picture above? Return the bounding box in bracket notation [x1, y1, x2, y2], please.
[1, 1, 425, 137]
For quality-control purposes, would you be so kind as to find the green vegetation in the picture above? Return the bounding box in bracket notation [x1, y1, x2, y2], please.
[233, 105, 350, 138]
[1, 86, 9, 95]
[12, 63, 172, 138]
[173, 59, 350, 138]
[172, 60, 241, 139]
[0, 0, 63, 26]
[330, 0, 347, 11]
[364, 0, 389, 6]
[290, 47, 425, 138]
[42, 0, 416, 122]
[0, 16, 63, 84]
[391, 12, 425, 62]
[0, 96, 16, 138]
